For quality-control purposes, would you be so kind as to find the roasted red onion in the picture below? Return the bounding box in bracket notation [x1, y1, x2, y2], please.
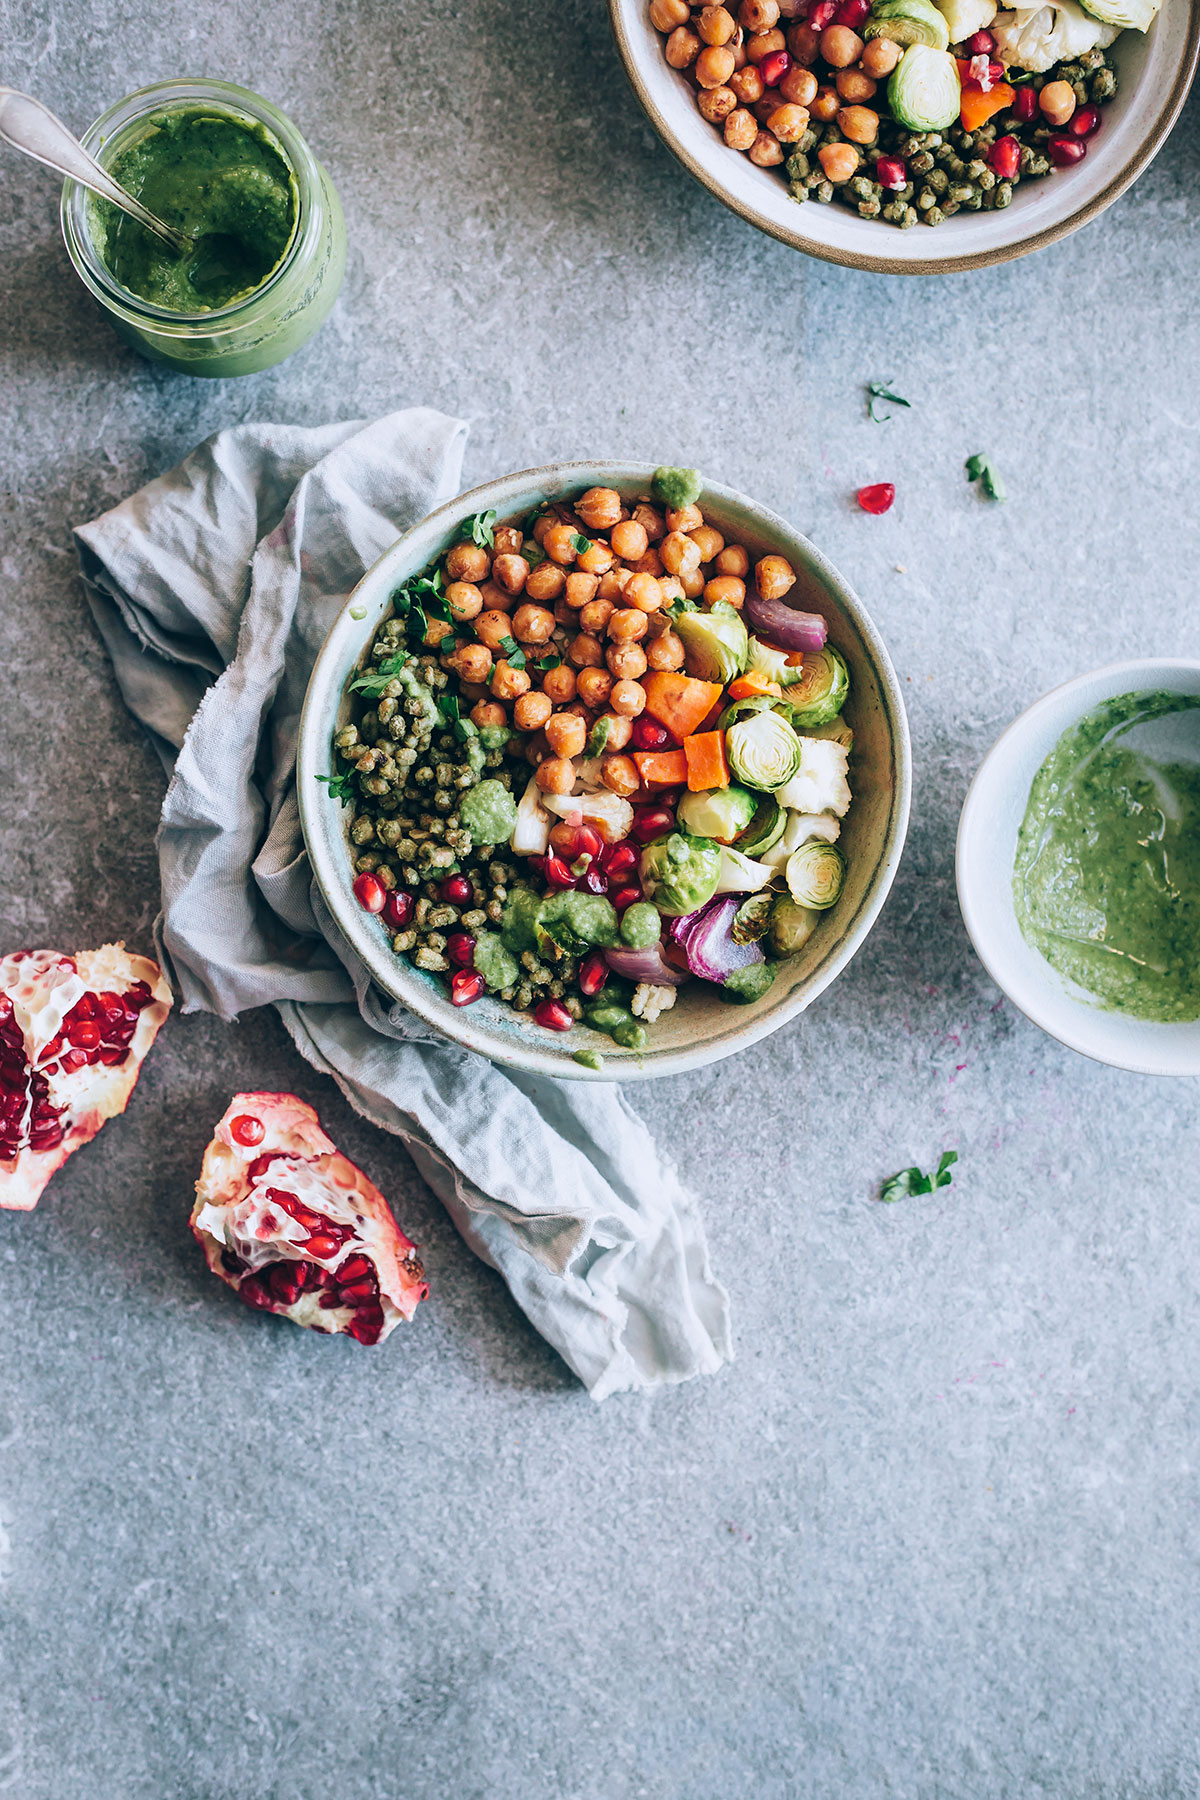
[677, 896, 766, 985]
[604, 943, 689, 986]
[744, 590, 828, 655]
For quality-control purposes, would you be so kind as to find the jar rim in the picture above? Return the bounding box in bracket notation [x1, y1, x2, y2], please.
[60, 78, 321, 332]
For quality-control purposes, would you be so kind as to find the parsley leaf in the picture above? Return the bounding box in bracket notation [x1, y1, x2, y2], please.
[349, 652, 409, 696]
[867, 380, 912, 424]
[534, 653, 562, 672]
[965, 453, 1006, 502]
[461, 509, 497, 548]
[879, 1149, 958, 1203]
[498, 634, 529, 671]
[523, 540, 547, 568]
[317, 769, 356, 807]
[570, 533, 592, 555]
[437, 691, 478, 743]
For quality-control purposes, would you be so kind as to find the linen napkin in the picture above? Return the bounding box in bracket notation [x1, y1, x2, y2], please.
[75, 409, 732, 1400]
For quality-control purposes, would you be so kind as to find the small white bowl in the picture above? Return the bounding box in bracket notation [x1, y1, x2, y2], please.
[957, 659, 1200, 1075]
[608, 0, 1200, 274]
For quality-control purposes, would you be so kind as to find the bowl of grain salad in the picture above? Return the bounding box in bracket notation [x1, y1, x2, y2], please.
[297, 462, 910, 1079]
[608, 0, 1198, 270]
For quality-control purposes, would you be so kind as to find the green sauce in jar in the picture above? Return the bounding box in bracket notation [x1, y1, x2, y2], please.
[1013, 690, 1200, 1023]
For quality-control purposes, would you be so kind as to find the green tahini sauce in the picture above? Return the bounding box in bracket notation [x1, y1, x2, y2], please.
[1013, 690, 1200, 1023]
[96, 109, 298, 313]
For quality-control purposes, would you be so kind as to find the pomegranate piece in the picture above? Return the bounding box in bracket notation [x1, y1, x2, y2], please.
[1013, 85, 1038, 123]
[760, 49, 791, 85]
[1069, 105, 1101, 137]
[966, 27, 996, 51]
[444, 931, 477, 968]
[579, 949, 610, 998]
[450, 970, 485, 1006]
[353, 871, 386, 913]
[533, 999, 574, 1032]
[191, 1092, 428, 1345]
[876, 156, 907, 190]
[856, 482, 895, 515]
[0, 944, 172, 1211]
[989, 135, 1021, 180]
[382, 888, 415, 931]
[835, 0, 871, 23]
[1048, 135, 1086, 166]
[440, 874, 472, 906]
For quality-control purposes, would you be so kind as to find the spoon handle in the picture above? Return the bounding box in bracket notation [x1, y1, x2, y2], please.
[0, 87, 190, 255]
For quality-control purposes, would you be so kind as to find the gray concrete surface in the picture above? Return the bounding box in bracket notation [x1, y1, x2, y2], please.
[2, 2, 1199, 1795]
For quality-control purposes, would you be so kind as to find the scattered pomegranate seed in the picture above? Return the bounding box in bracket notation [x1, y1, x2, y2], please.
[579, 950, 610, 998]
[760, 48, 791, 85]
[630, 716, 671, 753]
[631, 806, 675, 843]
[876, 157, 907, 190]
[534, 998, 574, 1032]
[857, 482, 895, 515]
[809, 0, 836, 26]
[1069, 105, 1101, 137]
[440, 874, 472, 907]
[604, 842, 639, 877]
[583, 865, 609, 895]
[989, 135, 1021, 179]
[966, 27, 996, 51]
[353, 871, 386, 913]
[445, 931, 476, 969]
[382, 888, 415, 931]
[610, 885, 642, 913]
[230, 1113, 266, 1147]
[835, 0, 872, 22]
[1048, 135, 1086, 166]
[450, 970, 485, 1006]
[544, 856, 576, 889]
[1014, 86, 1038, 123]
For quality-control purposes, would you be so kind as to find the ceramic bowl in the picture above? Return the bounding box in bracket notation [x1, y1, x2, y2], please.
[297, 461, 911, 1080]
[607, 0, 1200, 274]
[957, 658, 1200, 1075]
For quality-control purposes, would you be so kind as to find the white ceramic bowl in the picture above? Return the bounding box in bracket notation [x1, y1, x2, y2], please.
[957, 659, 1200, 1075]
[297, 461, 911, 1081]
[608, 0, 1199, 274]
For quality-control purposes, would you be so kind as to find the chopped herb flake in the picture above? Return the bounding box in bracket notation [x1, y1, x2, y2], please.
[867, 380, 912, 423]
[879, 1150, 958, 1203]
[317, 770, 356, 807]
[570, 533, 592, 555]
[965, 454, 1006, 502]
[534, 653, 562, 672]
[349, 652, 409, 696]
[498, 634, 520, 658]
[461, 509, 497, 548]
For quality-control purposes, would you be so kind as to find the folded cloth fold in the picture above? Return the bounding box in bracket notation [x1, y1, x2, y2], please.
[75, 410, 732, 1400]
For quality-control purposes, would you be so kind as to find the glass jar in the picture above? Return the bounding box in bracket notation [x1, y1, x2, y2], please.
[60, 78, 346, 378]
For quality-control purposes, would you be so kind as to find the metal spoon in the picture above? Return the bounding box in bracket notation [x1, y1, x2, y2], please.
[0, 85, 191, 257]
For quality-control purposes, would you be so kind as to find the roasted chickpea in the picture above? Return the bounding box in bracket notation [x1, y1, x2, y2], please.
[698, 84, 738, 123]
[704, 574, 746, 609]
[756, 553, 797, 599]
[475, 609, 516, 650]
[730, 64, 765, 104]
[787, 20, 821, 63]
[626, 571, 665, 613]
[491, 658, 531, 701]
[543, 521, 580, 565]
[818, 139, 860, 181]
[766, 102, 810, 142]
[554, 595, 575, 626]
[724, 106, 759, 149]
[819, 23, 863, 65]
[541, 663, 577, 705]
[715, 543, 751, 578]
[577, 537, 614, 575]
[599, 712, 634, 752]
[697, 3, 737, 41]
[596, 566, 632, 602]
[689, 523, 725, 562]
[646, 629, 686, 672]
[575, 486, 623, 530]
[680, 566, 707, 599]
[779, 63, 818, 105]
[531, 513, 553, 546]
[665, 23, 702, 64]
[445, 580, 483, 622]
[470, 699, 507, 730]
[491, 552, 530, 597]
[860, 35, 901, 75]
[649, 0, 690, 26]
[658, 574, 686, 605]
[610, 518, 650, 562]
[565, 570, 600, 609]
[1039, 79, 1076, 125]
[545, 711, 587, 758]
[525, 560, 566, 602]
[492, 525, 524, 557]
[745, 26, 786, 61]
[458, 681, 490, 705]
[423, 617, 454, 649]
[568, 632, 605, 669]
[513, 690, 553, 732]
[836, 67, 876, 101]
[579, 597, 616, 635]
[810, 83, 840, 120]
[576, 667, 614, 709]
[477, 578, 512, 613]
[696, 43, 736, 85]
[444, 541, 490, 583]
[607, 642, 648, 681]
[666, 502, 704, 533]
[749, 128, 784, 166]
[610, 678, 647, 718]
[535, 756, 576, 796]
[632, 501, 666, 541]
[660, 531, 702, 576]
[739, 0, 779, 26]
[512, 603, 555, 644]
[608, 607, 649, 643]
[601, 753, 642, 797]
[837, 104, 879, 143]
[448, 642, 494, 684]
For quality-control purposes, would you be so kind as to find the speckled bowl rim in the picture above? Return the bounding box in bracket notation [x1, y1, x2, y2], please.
[956, 658, 1200, 1075]
[607, 0, 1200, 274]
[298, 460, 911, 1081]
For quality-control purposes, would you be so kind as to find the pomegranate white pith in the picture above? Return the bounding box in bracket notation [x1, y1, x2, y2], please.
[0, 944, 173, 1211]
[191, 1092, 428, 1345]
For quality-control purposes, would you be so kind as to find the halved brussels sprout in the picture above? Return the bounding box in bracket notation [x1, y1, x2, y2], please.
[865, 0, 951, 48]
[887, 44, 961, 131]
[803, 716, 854, 752]
[735, 794, 785, 858]
[785, 842, 846, 910]
[639, 832, 722, 917]
[747, 636, 804, 689]
[715, 845, 775, 894]
[675, 606, 749, 684]
[732, 891, 774, 945]
[726, 709, 803, 793]
[678, 783, 758, 844]
[767, 896, 821, 957]
[787, 646, 850, 729]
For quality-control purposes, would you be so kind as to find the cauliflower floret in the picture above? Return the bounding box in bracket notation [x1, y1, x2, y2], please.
[631, 983, 677, 1024]
[776, 739, 852, 818]
[934, 0, 998, 44]
[991, 0, 1117, 70]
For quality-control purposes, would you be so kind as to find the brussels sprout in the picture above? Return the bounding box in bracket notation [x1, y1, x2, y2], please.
[675, 607, 749, 684]
[726, 709, 803, 793]
[715, 845, 775, 894]
[473, 932, 519, 992]
[639, 832, 722, 917]
[620, 901, 663, 949]
[776, 738, 852, 818]
[767, 896, 821, 957]
[747, 637, 804, 689]
[804, 716, 854, 752]
[652, 466, 703, 510]
[677, 783, 757, 844]
[732, 892, 774, 945]
[787, 646, 850, 729]
[887, 44, 961, 131]
[720, 963, 777, 1004]
[460, 778, 518, 845]
[865, 0, 951, 48]
[786, 842, 846, 911]
[735, 794, 785, 858]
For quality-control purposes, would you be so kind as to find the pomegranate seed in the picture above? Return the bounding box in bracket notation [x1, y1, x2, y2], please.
[760, 48, 791, 85]
[630, 716, 670, 753]
[583, 866, 609, 895]
[836, 0, 871, 20]
[337, 1254, 372, 1283]
[1069, 104, 1101, 137]
[1048, 135, 1086, 166]
[876, 157, 907, 190]
[602, 841, 639, 876]
[382, 888, 415, 931]
[989, 135, 1021, 179]
[347, 1312, 384, 1345]
[337, 1279, 377, 1304]
[579, 950, 610, 997]
[809, 0, 836, 26]
[611, 885, 642, 913]
[238, 1275, 273, 1310]
[544, 856, 576, 889]
[966, 27, 995, 51]
[451, 970, 485, 1006]
[98, 1047, 128, 1066]
[857, 482, 895, 515]
[631, 807, 675, 843]
[304, 1232, 343, 1260]
[441, 874, 472, 906]
[318, 1289, 346, 1309]
[534, 999, 574, 1032]
[230, 1113, 266, 1147]
[1014, 85, 1037, 123]
[445, 931, 476, 968]
[576, 824, 603, 861]
[353, 871, 386, 913]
